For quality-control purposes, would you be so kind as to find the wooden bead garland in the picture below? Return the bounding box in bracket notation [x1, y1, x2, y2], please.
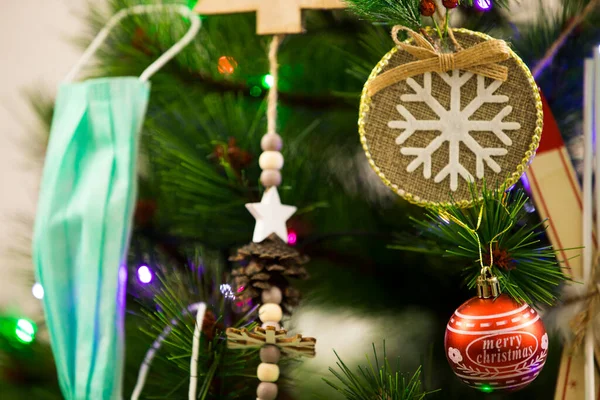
[259, 303, 283, 323]
[225, 35, 318, 400]
[260, 169, 282, 187]
[261, 286, 283, 305]
[257, 363, 280, 382]
[260, 345, 281, 363]
[255, 283, 285, 397]
[257, 382, 278, 400]
[259, 151, 284, 171]
[261, 133, 283, 151]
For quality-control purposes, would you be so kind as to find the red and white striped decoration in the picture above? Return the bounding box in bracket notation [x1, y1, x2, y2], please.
[445, 294, 548, 392]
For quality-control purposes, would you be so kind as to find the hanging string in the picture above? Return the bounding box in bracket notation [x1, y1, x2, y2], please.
[259, 35, 286, 189]
[267, 35, 284, 135]
[434, 7, 462, 51]
[439, 202, 513, 275]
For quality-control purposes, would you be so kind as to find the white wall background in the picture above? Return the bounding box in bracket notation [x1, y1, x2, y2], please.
[0, 1, 561, 320]
[0, 0, 87, 318]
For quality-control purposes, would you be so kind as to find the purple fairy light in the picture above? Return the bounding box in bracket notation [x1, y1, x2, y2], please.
[137, 265, 153, 284]
[474, 0, 492, 11]
[520, 174, 531, 194]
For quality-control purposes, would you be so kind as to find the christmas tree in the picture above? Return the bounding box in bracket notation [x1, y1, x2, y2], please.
[2, 0, 600, 399]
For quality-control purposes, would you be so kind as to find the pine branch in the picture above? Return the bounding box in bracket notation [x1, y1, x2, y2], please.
[343, 0, 423, 28]
[406, 183, 571, 306]
[324, 342, 438, 399]
[344, 0, 510, 28]
[132, 247, 259, 399]
[531, 0, 600, 78]
[510, 0, 600, 141]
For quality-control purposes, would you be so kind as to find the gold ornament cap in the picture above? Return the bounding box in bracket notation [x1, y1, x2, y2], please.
[477, 267, 501, 299]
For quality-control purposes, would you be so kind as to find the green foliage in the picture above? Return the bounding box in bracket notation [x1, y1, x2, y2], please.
[344, 0, 422, 28]
[0, 314, 61, 400]
[403, 184, 571, 306]
[343, 0, 511, 28]
[509, 0, 600, 142]
[324, 343, 438, 400]
[133, 248, 259, 399]
[79, 0, 382, 248]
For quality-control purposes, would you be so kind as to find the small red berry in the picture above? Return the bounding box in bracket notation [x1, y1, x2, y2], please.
[442, 0, 459, 9]
[420, 0, 436, 16]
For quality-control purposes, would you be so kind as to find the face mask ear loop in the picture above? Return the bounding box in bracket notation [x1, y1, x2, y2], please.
[63, 4, 201, 83]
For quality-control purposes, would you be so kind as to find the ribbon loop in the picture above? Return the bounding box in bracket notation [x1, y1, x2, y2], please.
[368, 27, 511, 97]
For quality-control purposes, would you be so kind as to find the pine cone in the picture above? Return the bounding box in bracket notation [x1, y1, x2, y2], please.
[230, 235, 309, 313]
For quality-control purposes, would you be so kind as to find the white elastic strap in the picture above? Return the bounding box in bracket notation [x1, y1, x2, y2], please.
[188, 302, 207, 400]
[64, 4, 201, 83]
[131, 302, 207, 400]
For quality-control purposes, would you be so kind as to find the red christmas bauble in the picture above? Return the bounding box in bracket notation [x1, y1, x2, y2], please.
[445, 294, 548, 393]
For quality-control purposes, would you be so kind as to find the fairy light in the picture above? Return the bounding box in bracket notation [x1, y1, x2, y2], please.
[474, 0, 492, 11]
[520, 174, 531, 193]
[479, 384, 494, 393]
[137, 265, 153, 284]
[262, 74, 274, 89]
[287, 230, 297, 245]
[220, 284, 236, 300]
[218, 56, 237, 75]
[32, 282, 44, 300]
[15, 318, 36, 343]
[250, 86, 262, 97]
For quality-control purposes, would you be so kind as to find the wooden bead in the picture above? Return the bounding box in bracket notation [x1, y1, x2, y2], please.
[257, 363, 280, 382]
[261, 133, 283, 151]
[261, 321, 281, 330]
[258, 303, 282, 323]
[259, 151, 284, 170]
[260, 345, 281, 363]
[257, 382, 278, 399]
[261, 286, 283, 304]
[260, 170, 282, 187]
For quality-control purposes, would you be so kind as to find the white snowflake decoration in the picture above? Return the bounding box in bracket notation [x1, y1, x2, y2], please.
[388, 70, 521, 191]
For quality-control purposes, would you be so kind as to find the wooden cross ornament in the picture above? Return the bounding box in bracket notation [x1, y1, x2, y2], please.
[194, 0, 346, 35]
[226, 326, 316, 357]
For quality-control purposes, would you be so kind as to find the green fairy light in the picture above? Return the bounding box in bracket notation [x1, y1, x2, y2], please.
[262, 74, 274, 89]
[15, 318, 36, 343]
[479, 384, 493, 393]
[250, 86, 262, 97]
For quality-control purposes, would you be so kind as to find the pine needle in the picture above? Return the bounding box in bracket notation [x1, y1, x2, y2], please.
[408, 182, 572, 306]
[344, 0, 423, 28]
[324, 342, 439, 399]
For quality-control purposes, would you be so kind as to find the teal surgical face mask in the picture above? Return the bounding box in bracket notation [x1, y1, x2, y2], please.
[32, 5, 200, 400]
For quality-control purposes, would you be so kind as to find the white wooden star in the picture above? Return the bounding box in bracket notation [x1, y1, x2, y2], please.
[246, 187, 296, 243]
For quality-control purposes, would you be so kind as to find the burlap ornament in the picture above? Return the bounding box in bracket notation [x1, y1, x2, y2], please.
[359, 28, 543, 207]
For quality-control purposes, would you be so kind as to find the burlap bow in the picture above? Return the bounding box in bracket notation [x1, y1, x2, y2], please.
[367, 26, 512, 97]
